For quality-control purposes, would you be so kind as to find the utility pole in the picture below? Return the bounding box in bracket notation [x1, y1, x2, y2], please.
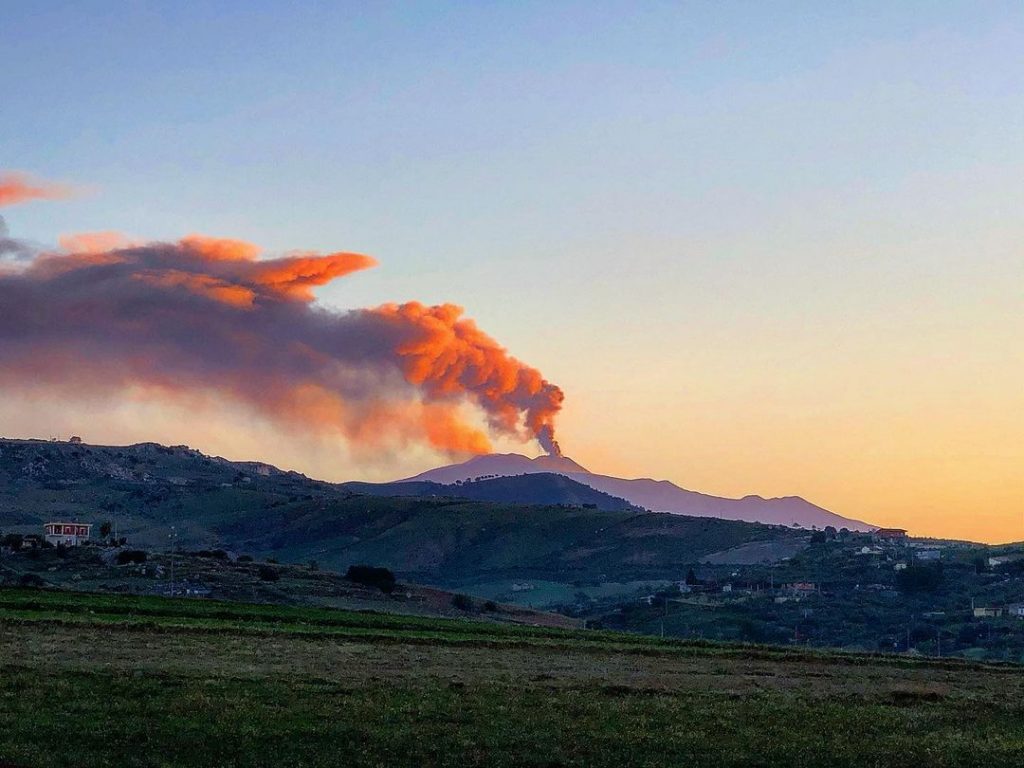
[169, 526, 177, 598]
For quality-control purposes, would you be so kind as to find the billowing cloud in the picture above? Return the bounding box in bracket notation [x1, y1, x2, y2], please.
[0, 234, 564, 456]
[0, 171, 75, 207]
[58, 231, 135, 254]
[0, 216, 36, 262]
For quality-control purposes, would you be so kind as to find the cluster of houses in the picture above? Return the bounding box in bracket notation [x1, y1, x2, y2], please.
[973, 603, 1024, 619]
[638, 578, 822, 607]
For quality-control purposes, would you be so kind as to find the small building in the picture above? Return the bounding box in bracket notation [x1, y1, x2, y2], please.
[988, 555, 1023, 568]
[974, 606, 1004, 619]
[915, 549, 941, 562]
[874, 528, 908, 541]
[44, 522, 91, 547]
[1005, 603, 1024, 619]
[785, 582, 817, 596]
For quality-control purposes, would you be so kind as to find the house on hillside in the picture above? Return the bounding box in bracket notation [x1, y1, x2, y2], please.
[915, 549, 941, 562]
[1006, 603, 1024, 619]
[874, 528, 908, 541]
[988, 555, 1023, 568]
[43, 522, 91, 547]
[784, 582, 817, 596]
[974, 606, 1004, 618]
[857, 546, 884, 556]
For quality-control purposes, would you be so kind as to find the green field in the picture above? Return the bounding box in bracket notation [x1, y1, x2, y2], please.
[2, 588, 1024, 767]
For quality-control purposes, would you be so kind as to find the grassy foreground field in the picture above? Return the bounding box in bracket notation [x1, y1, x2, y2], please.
[2, 589, 1024, 767]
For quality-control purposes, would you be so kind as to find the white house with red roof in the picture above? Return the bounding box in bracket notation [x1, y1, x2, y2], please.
[43, 522, 92, 547]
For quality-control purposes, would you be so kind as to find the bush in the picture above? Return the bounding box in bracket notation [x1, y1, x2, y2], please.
[193, 549, 229, 560]
[483, 600, 498, 612]
[896, 563, 943, 593]
[451, 594, 474, 611]
[116, 550, 147, 566]
[257, 565, 280, 582]
[1, 533, 24, 550]
[344, 565, 396, 593]
[236, 554, 253, 563]
[19, 573, 44, 588]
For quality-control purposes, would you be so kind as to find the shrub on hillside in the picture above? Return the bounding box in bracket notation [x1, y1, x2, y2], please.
[451, 594, 473, 611]
[193, 549, 229, 560]
[344, 565, 396, 594]
[896, 563, 943, 593]
[116, 550, 147, 566]
[19, 573, 44, 588]
[257, 565, 280, 582]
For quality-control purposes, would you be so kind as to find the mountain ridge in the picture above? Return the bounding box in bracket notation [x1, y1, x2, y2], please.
[402, 453, 876, 532]
[0, 437, 808, 586]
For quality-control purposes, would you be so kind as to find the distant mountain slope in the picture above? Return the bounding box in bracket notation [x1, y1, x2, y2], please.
[405, 453, 590, 484]
[403, 453, 876, 531]
[343, 473, 638, 512]
[216, 495, 804, 584]
[0, 438, 804, 586]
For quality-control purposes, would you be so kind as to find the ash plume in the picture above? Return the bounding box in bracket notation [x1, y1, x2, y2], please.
[0, 233, 564, 456]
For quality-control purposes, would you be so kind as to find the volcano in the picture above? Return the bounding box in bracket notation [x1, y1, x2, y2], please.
[402, 453, 876, 531]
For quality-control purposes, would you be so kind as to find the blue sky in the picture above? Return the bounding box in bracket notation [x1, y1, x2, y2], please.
[2, 2, 1022, 539]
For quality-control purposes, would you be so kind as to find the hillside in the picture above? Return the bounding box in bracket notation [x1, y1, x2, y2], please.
[0, 544, 576, 628]
[405, 453, 876, 531]
[0, 438, 802, 591]
[343, 472, 639, 512]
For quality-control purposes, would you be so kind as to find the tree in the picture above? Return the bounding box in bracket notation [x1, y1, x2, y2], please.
[896, 563, 943, 593]
[116, 550, 147, 566]
[345, 565, 396, 593]
[257, 565, 280, 582]
[685, 568, 698, 586]
[99, 521, 113, 540]
[451, 593, 473, 611]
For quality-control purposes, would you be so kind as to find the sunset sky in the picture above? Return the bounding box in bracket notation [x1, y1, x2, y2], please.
[2, 2, 1021, 542]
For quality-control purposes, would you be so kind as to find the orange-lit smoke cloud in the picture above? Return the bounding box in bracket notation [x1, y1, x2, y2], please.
[0, 234, 564, 456]
[0, 171, 75, 207]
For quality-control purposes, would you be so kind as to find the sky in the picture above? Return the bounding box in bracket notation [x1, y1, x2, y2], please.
[1, 1, 1021, 542]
